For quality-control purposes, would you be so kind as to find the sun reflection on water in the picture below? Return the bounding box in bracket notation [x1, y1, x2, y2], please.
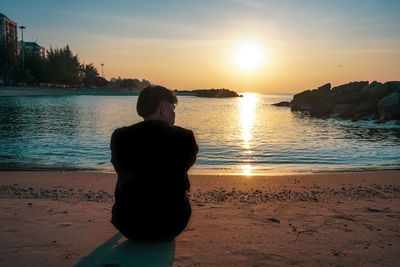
[239, 93, 258, 174]
[241, 164, 254, 176]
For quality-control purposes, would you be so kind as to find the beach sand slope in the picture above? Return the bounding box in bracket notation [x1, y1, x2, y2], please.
[0, 171, 399, 266]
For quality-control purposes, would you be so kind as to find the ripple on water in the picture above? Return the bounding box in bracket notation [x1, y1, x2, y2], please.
[0, 93, 399, 173]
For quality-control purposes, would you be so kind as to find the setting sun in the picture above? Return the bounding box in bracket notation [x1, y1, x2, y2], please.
[234, 42, 264, 71]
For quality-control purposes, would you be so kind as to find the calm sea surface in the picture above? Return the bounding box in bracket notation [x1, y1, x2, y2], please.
[0, 93, 399, 174]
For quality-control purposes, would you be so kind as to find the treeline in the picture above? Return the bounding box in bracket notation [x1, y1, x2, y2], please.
[0, 40, 150, 90]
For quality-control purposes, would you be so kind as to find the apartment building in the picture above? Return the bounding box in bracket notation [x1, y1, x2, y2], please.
[20, 41, 46, 58]
[0, 13, 18, 48]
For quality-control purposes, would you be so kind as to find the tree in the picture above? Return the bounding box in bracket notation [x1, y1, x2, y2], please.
[109, 77, 151, 91]
[0, 39, 19, 84]
[1, 41, 149, 89]
[81, 63, 99, 87]
[46, 45, 80, 86]
[10, 68, 34, 84]
[24, 52, 46, 84]
[80, 63, 109, 88]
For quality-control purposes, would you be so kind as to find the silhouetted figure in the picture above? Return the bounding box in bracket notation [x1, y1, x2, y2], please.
[110, 85, 198, 241]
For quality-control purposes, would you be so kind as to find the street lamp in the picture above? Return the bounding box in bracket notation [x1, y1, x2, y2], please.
[101, 63, 104, 78]
[19, 25, 26, 67]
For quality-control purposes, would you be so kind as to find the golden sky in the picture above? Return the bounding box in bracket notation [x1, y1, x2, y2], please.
[3, 0, 400, 93]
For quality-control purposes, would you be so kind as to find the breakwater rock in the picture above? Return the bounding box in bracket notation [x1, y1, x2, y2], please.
[176, 88, 242, 98]
[273, 81, 400, 122]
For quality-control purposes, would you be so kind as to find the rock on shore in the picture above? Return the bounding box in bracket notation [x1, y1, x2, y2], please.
[274, 81, 400, 122]
[176, 88, 242, 98]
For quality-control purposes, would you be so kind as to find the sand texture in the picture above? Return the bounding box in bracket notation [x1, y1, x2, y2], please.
[0, 171, 399, 266]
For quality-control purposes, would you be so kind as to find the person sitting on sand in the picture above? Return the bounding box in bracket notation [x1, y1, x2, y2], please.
[110, 85, 198, 241]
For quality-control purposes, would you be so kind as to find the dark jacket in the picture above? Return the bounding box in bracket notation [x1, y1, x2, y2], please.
[110, 120, 198, 240]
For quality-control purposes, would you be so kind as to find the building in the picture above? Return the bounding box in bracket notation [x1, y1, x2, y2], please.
[0, 13, 18, 48]
[20, 41, 46, 58]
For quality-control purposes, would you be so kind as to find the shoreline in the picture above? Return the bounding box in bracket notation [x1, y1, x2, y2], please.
[0, 86, 140, 97]
[0, 86, 292, 97]
[0, 165, 399, 176]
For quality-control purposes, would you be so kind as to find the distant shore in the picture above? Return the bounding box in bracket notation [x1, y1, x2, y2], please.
[0, 86, 242, 98]
[0, 86, 140, 97]
[0, 171, 399, 266]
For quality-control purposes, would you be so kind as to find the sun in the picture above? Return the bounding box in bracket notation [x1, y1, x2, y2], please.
[234, 42, 264, 71]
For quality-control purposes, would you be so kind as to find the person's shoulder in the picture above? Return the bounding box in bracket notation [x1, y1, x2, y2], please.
[171, 125, 195, 138]
[112, 122, 144, 138]
[171, 125, 198, 156]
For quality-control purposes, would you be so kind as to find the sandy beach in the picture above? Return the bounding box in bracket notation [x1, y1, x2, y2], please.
[0, 171, 399, 266]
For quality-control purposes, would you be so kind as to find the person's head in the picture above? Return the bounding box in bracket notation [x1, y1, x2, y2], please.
[137, 85, 178, 125]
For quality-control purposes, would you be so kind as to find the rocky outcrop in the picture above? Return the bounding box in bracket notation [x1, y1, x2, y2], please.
[175, 88, 242, 98]
[378, 92, 400, 120]
[272, 101, 291, 107]
[291, 83, 335, 116]
[193, 89, 241, 98]
[273, 81, 400, 122]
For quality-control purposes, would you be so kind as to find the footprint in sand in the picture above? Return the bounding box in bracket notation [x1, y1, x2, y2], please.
[57, 223, 72, 227]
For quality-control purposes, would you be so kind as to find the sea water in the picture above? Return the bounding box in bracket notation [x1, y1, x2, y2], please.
[0, 93, 399, 174]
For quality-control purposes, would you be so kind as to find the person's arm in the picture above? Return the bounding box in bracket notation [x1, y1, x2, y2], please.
[183, 129, 198, 172]
[110, 128, 125, 174]
[110, 129, 118, 167]
[183, 173, 190, 193]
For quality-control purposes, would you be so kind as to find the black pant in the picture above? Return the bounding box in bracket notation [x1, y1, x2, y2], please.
[111, 201, 191, 242]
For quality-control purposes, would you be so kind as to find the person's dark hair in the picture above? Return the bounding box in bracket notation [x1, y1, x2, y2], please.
[137, 85, 178, 118]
